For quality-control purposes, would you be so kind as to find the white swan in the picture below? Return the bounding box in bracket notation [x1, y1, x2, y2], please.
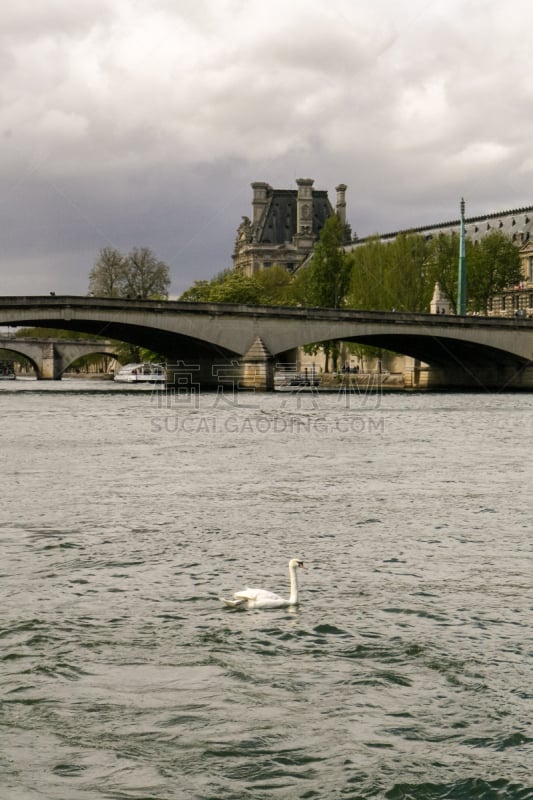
[220, 558, 304, 609]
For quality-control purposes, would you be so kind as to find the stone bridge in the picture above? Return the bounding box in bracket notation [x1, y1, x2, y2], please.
[0, 336, 118, 379]
[1, 296, 533, 389]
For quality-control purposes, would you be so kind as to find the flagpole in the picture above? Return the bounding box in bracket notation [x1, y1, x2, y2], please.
[457, 197, 466, 315]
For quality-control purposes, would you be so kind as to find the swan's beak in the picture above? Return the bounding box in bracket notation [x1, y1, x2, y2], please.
[297, 561, 304, 568]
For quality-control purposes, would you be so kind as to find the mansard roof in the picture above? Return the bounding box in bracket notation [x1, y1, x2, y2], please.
[255, 187, 333, 245]
[352, 204, 533, 247]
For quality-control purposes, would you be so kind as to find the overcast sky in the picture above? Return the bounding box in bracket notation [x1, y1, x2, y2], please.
[2, 0, 533, 297]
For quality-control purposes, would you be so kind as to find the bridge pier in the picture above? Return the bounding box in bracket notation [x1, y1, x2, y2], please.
[165, 339, 275, 394]
[40, 343, 62, 380]
[240, 337, 274, 391]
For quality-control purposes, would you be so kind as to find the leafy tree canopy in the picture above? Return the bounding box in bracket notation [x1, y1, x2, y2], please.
[427, 233, 460, 311]
[180, 265, 294, 306]
[467, 231, 522, 313]
[347, 233, 434, 313]
[307, 215, 351, 308]
[425, 230, 522, 313]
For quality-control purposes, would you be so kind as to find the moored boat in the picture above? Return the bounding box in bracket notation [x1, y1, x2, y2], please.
[113, 363, 165, 383]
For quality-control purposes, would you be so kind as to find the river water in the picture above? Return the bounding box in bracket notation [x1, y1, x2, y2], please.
[1, 381, 531, 800]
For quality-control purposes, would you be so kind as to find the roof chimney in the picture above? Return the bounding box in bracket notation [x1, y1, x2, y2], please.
[335, 184, 347, 225]
[251, 182, 270, 225]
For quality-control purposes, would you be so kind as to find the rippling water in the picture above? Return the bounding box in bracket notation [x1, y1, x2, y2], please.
[1, 381, 532, 799]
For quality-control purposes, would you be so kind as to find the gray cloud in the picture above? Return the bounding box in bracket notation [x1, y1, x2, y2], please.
[1, 0, 533, 296]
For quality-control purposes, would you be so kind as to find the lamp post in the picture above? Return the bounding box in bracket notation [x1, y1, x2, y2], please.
[457, 197, 467, 315]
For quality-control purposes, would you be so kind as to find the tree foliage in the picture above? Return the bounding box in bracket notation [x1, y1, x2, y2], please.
[466, 231, 522, 313]
[346, 229, 522, 314]
[306, 215, 351, 307]
[254, 265, 294, 305]
[290, 215, 352, 370]
[179, 265, 294, 306]
[426, 233, 460, 311]
[178, 279, 213, 302]
[346, 236, 391, 310]
[89, 247, 170, 299]
[347, 233, 435, 312]
[179, 269, 260, 304]
[423, 230, 522, 313]
[208, 270, 262, 304]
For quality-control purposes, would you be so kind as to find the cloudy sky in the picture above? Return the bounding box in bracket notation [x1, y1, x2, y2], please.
[2, 0, 533, 297]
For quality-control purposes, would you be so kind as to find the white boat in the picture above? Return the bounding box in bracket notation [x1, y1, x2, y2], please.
[113, 363, 166, 383]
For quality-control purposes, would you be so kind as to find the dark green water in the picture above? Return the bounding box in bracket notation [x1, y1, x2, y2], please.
[1, 384, 532, 799]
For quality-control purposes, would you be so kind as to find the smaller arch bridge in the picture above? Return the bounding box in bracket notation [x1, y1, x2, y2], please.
[1, 296, 533, 389]
[0, 336, 118, 379]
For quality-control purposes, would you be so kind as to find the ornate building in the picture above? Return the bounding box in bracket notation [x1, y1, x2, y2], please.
[233, 179, 348, 276]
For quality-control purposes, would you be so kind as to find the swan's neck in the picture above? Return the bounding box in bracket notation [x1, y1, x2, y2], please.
[288, 564, 299, 605]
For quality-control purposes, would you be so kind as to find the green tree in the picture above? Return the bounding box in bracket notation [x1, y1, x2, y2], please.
[300, 215, 351, 371]
[346, 236, 392, 311]
[179, 269, 235, 302]
[428, 230, 522, 314]
[88, 247, 170, 299]
[347, 233, 434, 312]
[427, 233, 460, 311]
[255, 264, 293, 305]
[207, 270, 262, 304]
[179, 280, 213, 302]
[307, 215, 351, 307]
[467, 231, 522, 313]
[389, 233, 433, 311]
[285, 264, 315, 307]
[179, 266, 293, 306]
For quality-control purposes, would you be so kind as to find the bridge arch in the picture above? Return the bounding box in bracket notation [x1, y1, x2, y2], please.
[291, 332, 529, 370]
[62, 347, 120, 376]
[0, 343, 40, 376]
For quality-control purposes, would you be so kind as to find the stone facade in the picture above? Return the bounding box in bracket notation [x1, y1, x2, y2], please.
[233, 179, 347, 276]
